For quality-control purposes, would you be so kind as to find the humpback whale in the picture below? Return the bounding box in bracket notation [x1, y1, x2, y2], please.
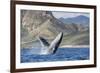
[37, 32, 63, 55]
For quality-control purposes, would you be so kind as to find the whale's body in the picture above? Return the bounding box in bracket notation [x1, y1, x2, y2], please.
[37, 32, 63, 55]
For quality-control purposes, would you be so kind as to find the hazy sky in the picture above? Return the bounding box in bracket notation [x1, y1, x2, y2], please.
[52, 11, 89, 19]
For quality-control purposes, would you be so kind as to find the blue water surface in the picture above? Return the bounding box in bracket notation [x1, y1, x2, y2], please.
[21, 48, 89, 63]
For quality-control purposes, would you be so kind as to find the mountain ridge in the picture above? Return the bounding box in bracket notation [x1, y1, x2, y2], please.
[59, 15, 89, 26]
[21, 10, 89, 48]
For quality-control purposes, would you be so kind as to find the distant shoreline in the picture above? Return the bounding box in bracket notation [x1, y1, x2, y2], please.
[60, 45, 89, 48]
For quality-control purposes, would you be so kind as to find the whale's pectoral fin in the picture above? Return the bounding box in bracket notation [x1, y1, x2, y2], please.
[37, 36, 50, 47]
[49, 32, 63, 54]
[53, 37, 63, 54]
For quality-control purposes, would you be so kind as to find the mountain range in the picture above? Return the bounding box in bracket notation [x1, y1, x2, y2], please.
[59, 15, 89, 27]
[21, 10, 89, 48]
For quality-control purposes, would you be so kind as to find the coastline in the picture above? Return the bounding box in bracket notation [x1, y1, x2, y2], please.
[60, 45, 89, 48]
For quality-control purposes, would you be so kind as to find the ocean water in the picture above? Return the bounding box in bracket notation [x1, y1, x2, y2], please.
[21, 48, 89, 63]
